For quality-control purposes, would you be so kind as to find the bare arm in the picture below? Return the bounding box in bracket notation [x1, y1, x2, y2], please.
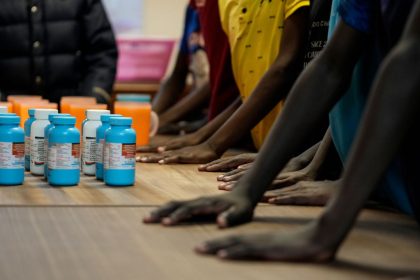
[207, 9, 309, 156]
[159, 81, 210, 127]
[143, 21, 368, 228]
[139, 97, 242, 154]
[315, 1, 420, 249]
[152, 51, 190, 114]
[232, 21, 366, 207]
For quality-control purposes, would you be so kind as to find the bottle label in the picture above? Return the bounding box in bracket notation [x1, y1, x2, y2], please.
[96, 139, 104, 164]
[83, 137, 97, 166]
[105, 143, 136, 170]
[31, 137, 45, 166]
[48, 143, 80, 170]
[104, 142, 109, 169]
[44, 138, 49, 165]
[0, 142, 25, 169]
[25, 136, 31, 160]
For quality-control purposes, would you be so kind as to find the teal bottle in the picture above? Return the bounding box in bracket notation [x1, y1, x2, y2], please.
[104, 117, 136, 186]
[95, 114, 121, 180]
[0, 116, 25, 185]
[44, 113, 71, 179]
[48, 116, 80, 186]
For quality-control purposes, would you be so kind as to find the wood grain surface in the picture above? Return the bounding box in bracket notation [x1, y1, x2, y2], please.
[0, 206, 419, 280]
[0, 163, 221, 206]
[0, 162, 419, 279]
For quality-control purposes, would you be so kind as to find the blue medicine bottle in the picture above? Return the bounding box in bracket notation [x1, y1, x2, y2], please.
[0, 116, 25, 185]
[96, 114, 121, 180]
[104, 117, 136, 186]
[44, 113, 70, 179]
[24, 109, 36, 171]
[48, 116, 80, 186]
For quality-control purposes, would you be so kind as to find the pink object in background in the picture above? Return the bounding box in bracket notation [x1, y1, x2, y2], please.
[116, 39, 176, 82]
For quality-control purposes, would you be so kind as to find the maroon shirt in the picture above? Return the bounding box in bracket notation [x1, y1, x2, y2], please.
[190, 0, 239, 120]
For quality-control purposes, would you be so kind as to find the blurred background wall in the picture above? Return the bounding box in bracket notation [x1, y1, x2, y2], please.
[103, 0, 189, 38]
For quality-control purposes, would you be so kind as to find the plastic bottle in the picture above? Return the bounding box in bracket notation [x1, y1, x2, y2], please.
[30, 109, 58, 175]
[96, 114, 121, 180]
[24, 109, 36, 171]
[104, 117, 136, 186]
[48, 116, 80, 186]
[44, 113, 71, 179]
[0, 116, 25, 185]
[82, 109, 110, 175]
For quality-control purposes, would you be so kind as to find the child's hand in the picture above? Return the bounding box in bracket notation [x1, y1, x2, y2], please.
[136, 133, 203, 153]
[198, 153, 257, 172]
[138, 142, 219, 164]
[143, 192, 255, 228]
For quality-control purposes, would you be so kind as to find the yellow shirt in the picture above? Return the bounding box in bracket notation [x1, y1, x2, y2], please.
[219, 0, 310, 149]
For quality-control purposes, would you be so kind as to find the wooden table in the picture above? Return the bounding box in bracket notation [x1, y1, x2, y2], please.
[1, 163, 420, 280]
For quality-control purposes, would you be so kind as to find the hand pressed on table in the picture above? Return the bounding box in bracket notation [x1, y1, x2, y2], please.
[217, 160, 317, 191]
[195, 221, 337, 262]
[198, 153, 257, 172]
[143, 192, 255, 228]
[263, 180, 337, 206]
[138, 142, 220, 164]
[136, 132, 204, 153]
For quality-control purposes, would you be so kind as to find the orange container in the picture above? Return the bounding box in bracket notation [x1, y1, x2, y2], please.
[16, 99, 49, 117]
[19, 102, 58, 127]
[114, 102, 151, 146]
[0, 102, 13, 112]
[60, 96, 97, 114]
[7, 95, 43, 113]
[69, 104, 108, 131]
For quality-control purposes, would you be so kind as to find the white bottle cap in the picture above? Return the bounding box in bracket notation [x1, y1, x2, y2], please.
[86, 109, 110, 121]
[0, 106, 8, 113]
[34, 109, 59, 120]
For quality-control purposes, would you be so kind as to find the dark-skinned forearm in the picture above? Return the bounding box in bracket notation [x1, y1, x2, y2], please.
[207, 62, 300, 155]
[207, 10, 309, 156]
[318, 40, 420, 247]
[153, 52, 190, 114]
[305, 128, 332, 174]
[159, 81, 210, 125]
[231, 22, 365, 204]
[193, 97, 242, 143]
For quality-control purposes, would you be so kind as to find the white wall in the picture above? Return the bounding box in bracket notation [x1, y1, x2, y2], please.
[142, 0, 188, 38]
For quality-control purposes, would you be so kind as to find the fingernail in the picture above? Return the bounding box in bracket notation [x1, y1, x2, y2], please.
[217, 175, 224, 180]
[140, 157, 148, 162]
[162, 218, 172, 226]
[157, 147, 165, 153]
[158, 160, 165, 164]
[218, 250, 229, 259]
[194, 244, 208, 254]
[217, 216, 228, 228]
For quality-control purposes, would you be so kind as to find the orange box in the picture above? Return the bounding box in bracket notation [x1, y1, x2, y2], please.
[69, 104, 108, 131]
[114, 101, 151, 146]
[0, 102, 13, 113]
[60, 96, 97, 114]
[19, 102, 58, 127]
[7, 95, 43, 113]
[16, 99, 49, 117]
